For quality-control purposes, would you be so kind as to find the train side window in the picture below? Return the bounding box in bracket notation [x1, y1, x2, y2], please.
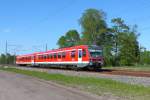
[49, 54, 53, 59]
[71, 51, 75, 58]
[54, 53, 57, 59]
[51, 54, 53, 59]
[41, 55, 44, 60]
[46, 54, 49, 59]
[62, 52, 66, 58]
[45, 55, 47, 59]
[29, 57, 31, 60]
[83, 49, 86, 57]
[58, 53, 61, 58]
[43, 55, 46, 59]
[38, 55, 41, 60]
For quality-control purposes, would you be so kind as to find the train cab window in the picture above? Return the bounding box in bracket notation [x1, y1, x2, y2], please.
[62, 52, 66, 58]
[58, 53, 61, 59]
[83, 49, 86, 57]
[54, 53, 57, 59]
[71, 51, 76, 58]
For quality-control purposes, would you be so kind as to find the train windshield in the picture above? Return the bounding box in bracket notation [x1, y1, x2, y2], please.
[89, 50, 102, 57]
[88, 45, 102, 57]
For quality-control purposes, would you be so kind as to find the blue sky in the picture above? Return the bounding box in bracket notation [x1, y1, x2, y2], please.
[0, 0, 150, 55]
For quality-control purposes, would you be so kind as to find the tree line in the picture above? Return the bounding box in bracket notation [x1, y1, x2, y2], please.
[0, 53, 15, 64]
[57, 8, 150, 66]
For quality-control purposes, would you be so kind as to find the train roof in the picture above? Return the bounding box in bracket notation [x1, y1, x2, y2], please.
[16, 45, 101, 57]
[34, 45, 88, 55]
[17, 45, 88, 57]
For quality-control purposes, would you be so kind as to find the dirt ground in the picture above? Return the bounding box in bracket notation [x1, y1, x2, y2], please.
[0, 70, 119, 100]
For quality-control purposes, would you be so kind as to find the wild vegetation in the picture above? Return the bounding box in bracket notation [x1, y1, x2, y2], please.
[57, 8, 150, 66]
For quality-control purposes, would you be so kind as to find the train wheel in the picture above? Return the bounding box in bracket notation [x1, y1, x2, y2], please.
[73, 66, 80, 71]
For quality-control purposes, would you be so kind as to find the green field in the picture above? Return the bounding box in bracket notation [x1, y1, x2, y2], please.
[0, 67, 150, 100]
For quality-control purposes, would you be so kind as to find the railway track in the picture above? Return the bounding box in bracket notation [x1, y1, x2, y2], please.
[101, 69, 150, 77]
[2, 65, 150, 77]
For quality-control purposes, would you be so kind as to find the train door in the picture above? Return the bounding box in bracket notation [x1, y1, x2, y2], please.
[78, 49, 82, 63]
[31, 55, 35, 65]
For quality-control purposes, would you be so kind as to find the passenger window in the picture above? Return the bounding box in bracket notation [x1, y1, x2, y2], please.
[41, 55, 44, 60]
[54, 53, 57, 59]
[46, 54, 49, 59]
[83, 49, 86, 57]
[44, 55, 47, 59]
[62, 52, 66, 58]
[49, 54, 53, 59]
[71, 51, 76, 58]
[58, 53, 61, 58]
[38, 56, 40, 60]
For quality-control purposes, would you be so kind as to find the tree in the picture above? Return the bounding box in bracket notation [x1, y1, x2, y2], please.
[111, 18, 129, 65]
[65, 30, 80, 47]
[119, 32, 139, 65]
[79, 8, 114, 66]
[57, 36, 67, 48]
[56, 8, 142, 66]
[111, 18, 140, 66]
[79, 8, 107, 45]
[140, 50, 150, 65]
[0, 53, 16, 64]
[0, 54, 6, 64]
[57, 30, 80, 48]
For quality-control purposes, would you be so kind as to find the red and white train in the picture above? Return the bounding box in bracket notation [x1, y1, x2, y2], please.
[16, 45, 104, 70]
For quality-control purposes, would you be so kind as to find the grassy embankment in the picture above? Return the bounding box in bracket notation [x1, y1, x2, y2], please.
[0, 67, 150, 100]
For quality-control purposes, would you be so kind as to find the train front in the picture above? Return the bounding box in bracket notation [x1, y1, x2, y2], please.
[88, 45, 103, 69]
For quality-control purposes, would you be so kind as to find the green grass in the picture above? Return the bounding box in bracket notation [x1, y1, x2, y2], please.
[0, 67, 150, 100]
[104, 65, 150, 71]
